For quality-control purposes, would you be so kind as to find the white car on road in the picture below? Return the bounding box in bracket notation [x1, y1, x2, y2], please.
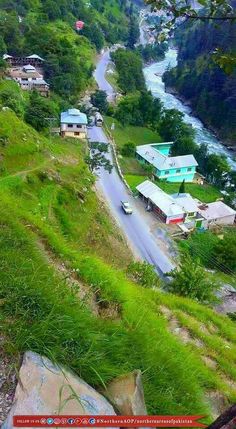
[121, 201, 133, 215]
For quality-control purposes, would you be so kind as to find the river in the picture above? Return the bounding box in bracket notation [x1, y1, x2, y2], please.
[143, 47, 236, 169]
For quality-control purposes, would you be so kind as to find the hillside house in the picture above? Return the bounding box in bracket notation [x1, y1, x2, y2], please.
[3, 54, 45, 68]
[198, 202, 236, 229]
[60, 109, 88, 139]
[136, 180, 185, 224]
[136, 142, 198, 182]
[8, 64, 49, 96]
[136, 180, 236, 229]
[171, 193, 198, 221]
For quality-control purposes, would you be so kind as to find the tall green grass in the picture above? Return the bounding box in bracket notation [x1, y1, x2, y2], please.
[0, 111, 236, 419]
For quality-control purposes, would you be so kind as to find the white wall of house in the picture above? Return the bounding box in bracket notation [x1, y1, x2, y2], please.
[207, 215, 236, 228]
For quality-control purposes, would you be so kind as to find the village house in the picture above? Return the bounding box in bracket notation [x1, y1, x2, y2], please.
[3, 54, 45, 68]
[136, 142, 198, 182]
[198, 201, 236, 229]
[8, 64, 49, 96]
[171, 193, 198, 221]
[136, 180, 236, 229]
[60, 108, 88, 139]
[136, 180, 185, 224]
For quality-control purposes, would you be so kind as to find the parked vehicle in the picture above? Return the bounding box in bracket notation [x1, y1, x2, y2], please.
[121, 201, 133, 214]
[95, 112, 103, 127]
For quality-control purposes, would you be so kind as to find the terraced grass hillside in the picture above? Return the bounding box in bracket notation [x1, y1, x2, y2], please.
[0, 109, 236, 422]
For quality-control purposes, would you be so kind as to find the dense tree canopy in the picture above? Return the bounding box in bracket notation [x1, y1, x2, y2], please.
[163, 19, 236, 144]
[111, 48, 146, 93]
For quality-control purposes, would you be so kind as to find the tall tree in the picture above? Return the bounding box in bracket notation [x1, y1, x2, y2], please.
[178, 179, 186, 194]
[85, 142, 113, 174]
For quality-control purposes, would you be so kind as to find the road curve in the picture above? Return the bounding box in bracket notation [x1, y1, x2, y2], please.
[93, 50, 115, 101]
[89, 51, 174, 275]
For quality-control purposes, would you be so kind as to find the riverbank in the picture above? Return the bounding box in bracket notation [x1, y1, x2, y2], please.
[166, 86, 236, 153]
[143, 48, 236, 169]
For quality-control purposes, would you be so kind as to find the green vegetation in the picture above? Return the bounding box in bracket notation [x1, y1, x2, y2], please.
[124, 174, 221, 203]
[127, 261, 161, 289]
[105, 116, 161, 149]
[166, 255, 220, 304]
[180, 229, 236, 275]
[0, 100, 236, 420]
[137, 43, 167, 63]
[104, 116, 161, 175]
[164, 20, 236, 144]
[110, 48, 146, 93]
[156, 180, 221, 203]
[0, 0, 130, 100]
[91, 90, 109, 114]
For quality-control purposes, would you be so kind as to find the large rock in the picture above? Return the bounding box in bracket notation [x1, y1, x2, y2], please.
[3, 351, 116, 429]
[103, 370, 147, 415]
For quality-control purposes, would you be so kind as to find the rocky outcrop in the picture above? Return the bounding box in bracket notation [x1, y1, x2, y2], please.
[103, 370, 147, 415]
[3, 351, 116, 429]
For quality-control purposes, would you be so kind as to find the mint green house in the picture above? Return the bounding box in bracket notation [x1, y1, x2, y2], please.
[136, 142, 198, 183]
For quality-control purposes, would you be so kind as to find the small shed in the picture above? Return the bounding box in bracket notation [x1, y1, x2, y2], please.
[198, 201, 236, 229]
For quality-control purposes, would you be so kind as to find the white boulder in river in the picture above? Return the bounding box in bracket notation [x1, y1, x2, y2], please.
[3, 351, 117, 429]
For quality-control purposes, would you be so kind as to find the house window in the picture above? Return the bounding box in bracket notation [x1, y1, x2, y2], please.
[164, 170, 169, 175]
[74, 132, 80, 136]
[67, 124, 73, 128]
[76, 125, 82, 128]
[188, 212, 195, 217]
[187, 167, 192, 172]
[176, 169, 181, 173]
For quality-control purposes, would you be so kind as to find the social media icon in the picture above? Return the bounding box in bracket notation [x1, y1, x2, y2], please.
[53, 418, 61, 425]
[67, 418, 75, 425]
[40, 418, 47, 424]
[89, 418, 96, 425]
[82, 419, 88, 425]
[75, 419, 81, 425]
[47, 418, 54, 425]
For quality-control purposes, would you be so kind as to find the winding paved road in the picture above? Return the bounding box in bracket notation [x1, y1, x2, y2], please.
[88, 51, 174, 275]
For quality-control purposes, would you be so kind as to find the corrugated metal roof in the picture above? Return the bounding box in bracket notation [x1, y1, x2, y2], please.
[171, 193, 198, 213]
[198, 201, 236, 220]
[136, 180, 184, 217]
[61, 109, 88, 125]
[27, 54, 45, 61]
[23, 64, 36, 71]
[136, 144, 198, 170]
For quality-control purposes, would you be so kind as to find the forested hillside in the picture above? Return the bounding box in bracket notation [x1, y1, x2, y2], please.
[0, 0, 130, 98]
[163, 19, 236, 144]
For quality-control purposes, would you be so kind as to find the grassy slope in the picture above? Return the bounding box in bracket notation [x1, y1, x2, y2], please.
[105, 116, 161, 175]
[0, 110, 236, 418]
[105, 116, 161, 149]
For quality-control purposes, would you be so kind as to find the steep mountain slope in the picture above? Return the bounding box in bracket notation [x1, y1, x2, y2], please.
[0, 0, 236, 422]
[0, 0, 130, 98]
[164, 19, 236, 144]
[0, 108, 236, 421]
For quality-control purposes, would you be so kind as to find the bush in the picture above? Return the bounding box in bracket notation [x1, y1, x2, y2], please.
[127, 261, 161, 289]
[121, 141, 136, 157]
[166, 255, 219, 303]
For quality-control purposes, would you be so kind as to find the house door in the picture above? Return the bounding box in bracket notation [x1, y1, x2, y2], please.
[196, 220, 202, 228]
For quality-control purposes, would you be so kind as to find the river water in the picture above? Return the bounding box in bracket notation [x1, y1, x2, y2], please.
[143, 47, 236, 169]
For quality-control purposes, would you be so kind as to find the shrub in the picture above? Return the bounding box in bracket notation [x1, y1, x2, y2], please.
[127, 261, 161, 289]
